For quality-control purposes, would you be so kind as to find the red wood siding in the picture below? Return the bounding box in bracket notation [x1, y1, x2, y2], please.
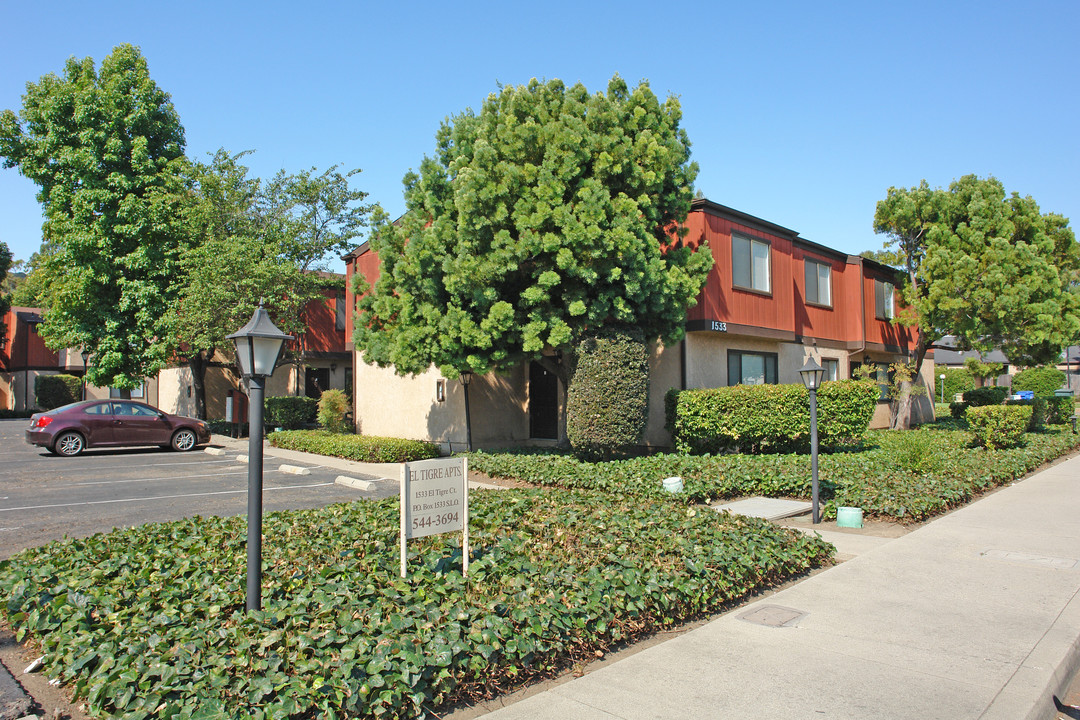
[1, 308, 59, 370]
[344, 245, 381, 343]
[684, 213, 796, 334]
[292, 288, 346, 354]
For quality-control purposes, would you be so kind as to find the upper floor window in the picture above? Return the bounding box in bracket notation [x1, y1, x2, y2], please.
[732, 235, 771, 293]
[805, 259, 832, 306]
[335, 292, 346, 332]
[875, 280, 895, 320]
[110, 384, 145, 399]
[728, 350, 778, 386]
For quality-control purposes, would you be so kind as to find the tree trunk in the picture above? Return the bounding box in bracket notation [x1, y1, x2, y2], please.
[188, 350, 209, 420]
[890, 332, 931, 430]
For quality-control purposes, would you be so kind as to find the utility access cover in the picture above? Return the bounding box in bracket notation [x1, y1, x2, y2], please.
[738, 605, 807, 628]
[712, 497, 812, 521]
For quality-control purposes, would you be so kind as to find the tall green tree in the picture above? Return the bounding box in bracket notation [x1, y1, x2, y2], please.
[0, 44, 188, 392]
[165, 151, 373, 418]
[873, 174, 1080, 428]
[355, 76, 711, 422]
[0, 241, 11, 341]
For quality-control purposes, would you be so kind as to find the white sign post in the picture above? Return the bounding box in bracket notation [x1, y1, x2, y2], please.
[400, 456, 469, 578]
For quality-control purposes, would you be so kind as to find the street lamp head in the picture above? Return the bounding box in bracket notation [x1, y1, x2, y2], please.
[799, 357, 825, 391]
[227, 304, 294, 379]
[459, 371, 473, 386]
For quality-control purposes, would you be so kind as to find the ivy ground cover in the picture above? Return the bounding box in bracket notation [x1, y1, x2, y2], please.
[0, 490, 831, 719]
[468, 425, 1080, 522]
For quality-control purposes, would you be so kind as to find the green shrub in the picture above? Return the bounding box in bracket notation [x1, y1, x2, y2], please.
[0, 491, 831, 720]
[34, 374, 82, 410]
[666, 380, 878, 454]
[1046, 395, 1075, 425]
[269, 429, 438, 462]
[566, 325, 649, 460]
[963, 386, 1008, 406]
[470, 426, 1080, 522]
[1005, 397, 1047, 431]
[317, 389, 351, 433]
[941, 367, 975, 401]
[0, 408, 35, 419]
[949, 401, 969, 420]
[264, 396, 317, 430]
[967, 405, 1031, 449]
[1012, 366, 1066, 397]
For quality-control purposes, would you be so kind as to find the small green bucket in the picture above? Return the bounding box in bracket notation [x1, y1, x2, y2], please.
[836, 506, 863, 528]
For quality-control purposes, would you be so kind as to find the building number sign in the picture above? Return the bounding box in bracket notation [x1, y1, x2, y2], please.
[710, 321, 728, 332]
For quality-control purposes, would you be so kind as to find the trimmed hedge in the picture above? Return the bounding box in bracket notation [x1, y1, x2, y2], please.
[34, 374, 82, 410]
[566, 325, 649, 460]
[941, 367, 975, 401]
[265, 396, 318, 430]
[269, 429, 438, 463]
[1046, 395, 1075, 425]
[967, 405, 1031, 449]
[469, 425, 1080, 523]
[1005, 397, 1046, 431]
[950, 386, 1010, 420]
[665, 380, 879, 454]
[0, 491, 832, 719]
[1012, 366, 1066, 397]
[0, 409, 35, 419]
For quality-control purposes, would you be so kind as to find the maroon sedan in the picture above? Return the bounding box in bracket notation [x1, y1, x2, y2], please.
[26, 400, 212, 456]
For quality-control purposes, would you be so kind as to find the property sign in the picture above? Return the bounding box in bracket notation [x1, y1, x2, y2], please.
[400, 456, 469, 577]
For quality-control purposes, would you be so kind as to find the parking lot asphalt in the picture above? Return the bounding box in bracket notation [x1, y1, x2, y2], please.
[0, 418, 396, 559]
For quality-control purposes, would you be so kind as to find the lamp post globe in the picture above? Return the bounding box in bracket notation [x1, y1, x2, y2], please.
[227, 305, 294, 611]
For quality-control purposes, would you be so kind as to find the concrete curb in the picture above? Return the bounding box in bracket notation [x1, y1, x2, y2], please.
[335, 476, 378, 491]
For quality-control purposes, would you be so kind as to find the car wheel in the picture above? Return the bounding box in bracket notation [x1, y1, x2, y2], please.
[54, 431, 85, 457]
[171, 428, 198, 451]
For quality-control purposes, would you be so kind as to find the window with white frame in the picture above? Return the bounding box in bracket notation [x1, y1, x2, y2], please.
[110, 384, 145, 399]
[822, 358, 840, 382]
[732, 234, 771, 293]
[728, 350, 778, 386]
[875, 280, 895, 319]
[805, 258, 832, 306]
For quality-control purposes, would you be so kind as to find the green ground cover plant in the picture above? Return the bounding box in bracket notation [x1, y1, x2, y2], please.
[0, 491, 831, 719]
[268, 430, 438, 463]
[469, 425, 1080, 523]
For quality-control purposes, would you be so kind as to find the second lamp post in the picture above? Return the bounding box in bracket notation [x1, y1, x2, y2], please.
[799, 357, 825, 524]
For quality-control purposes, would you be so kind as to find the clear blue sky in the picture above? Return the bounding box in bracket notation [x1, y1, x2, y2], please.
[3, 0, 1078, 266]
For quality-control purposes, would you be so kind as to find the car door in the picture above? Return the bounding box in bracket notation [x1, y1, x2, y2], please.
[111, 402, 171, 445]
[79, 402, 117, 446]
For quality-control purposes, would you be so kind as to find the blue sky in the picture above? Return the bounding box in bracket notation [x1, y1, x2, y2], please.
[2, 1, 1078, 266]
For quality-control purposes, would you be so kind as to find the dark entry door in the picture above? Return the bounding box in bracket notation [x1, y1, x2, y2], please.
[529, 362, 559, 439]
[306, 368, 330, 398]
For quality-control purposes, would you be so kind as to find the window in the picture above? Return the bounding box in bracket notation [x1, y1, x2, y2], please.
[864, 362, 891, 400]
[335, 292, 346, 332]
[732, 235, 771, 293]
[84, 403, 112, 415]
[728, 350, 778, 386]
[822, 358, 840, 382]
[805, 259, 832, 306]
[875, 280, 895, 319]
[110, 384, 145, 399]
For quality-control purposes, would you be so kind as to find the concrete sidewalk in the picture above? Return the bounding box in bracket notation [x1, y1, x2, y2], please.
[475, 454, 1080, 720]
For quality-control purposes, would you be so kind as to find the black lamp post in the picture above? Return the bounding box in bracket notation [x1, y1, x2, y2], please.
[81, 350, 91, 401]
[799, 358, 825, 524]
[227, 305, 293, 611]
[460, 371, 473, 452]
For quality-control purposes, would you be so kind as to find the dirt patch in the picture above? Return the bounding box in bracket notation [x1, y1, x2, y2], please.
[0, 624, 91, 720]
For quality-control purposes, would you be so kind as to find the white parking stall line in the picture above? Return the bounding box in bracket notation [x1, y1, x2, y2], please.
[63, 459, 238, 471]
[0, 482, 335, 513]
[53, 470, 250, 488]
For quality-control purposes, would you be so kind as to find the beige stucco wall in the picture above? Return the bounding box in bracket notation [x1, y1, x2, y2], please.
[353, 355, 533, 451]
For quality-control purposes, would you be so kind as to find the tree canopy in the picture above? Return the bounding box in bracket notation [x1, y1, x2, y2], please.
[355, 75, 712, 380]
[0, 241, 11, 340]
[0, 44, 188, 389]
[165, 150, 373, 417]
[873, 174, 1080, 426]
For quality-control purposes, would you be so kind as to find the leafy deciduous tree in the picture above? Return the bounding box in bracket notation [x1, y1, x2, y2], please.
[355, 75, 712, 432]
[0, 44, 189, 392]
[873, 174, 1080, 428]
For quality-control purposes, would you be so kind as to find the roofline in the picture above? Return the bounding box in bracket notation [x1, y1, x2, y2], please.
[690, 198, 800, 240]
